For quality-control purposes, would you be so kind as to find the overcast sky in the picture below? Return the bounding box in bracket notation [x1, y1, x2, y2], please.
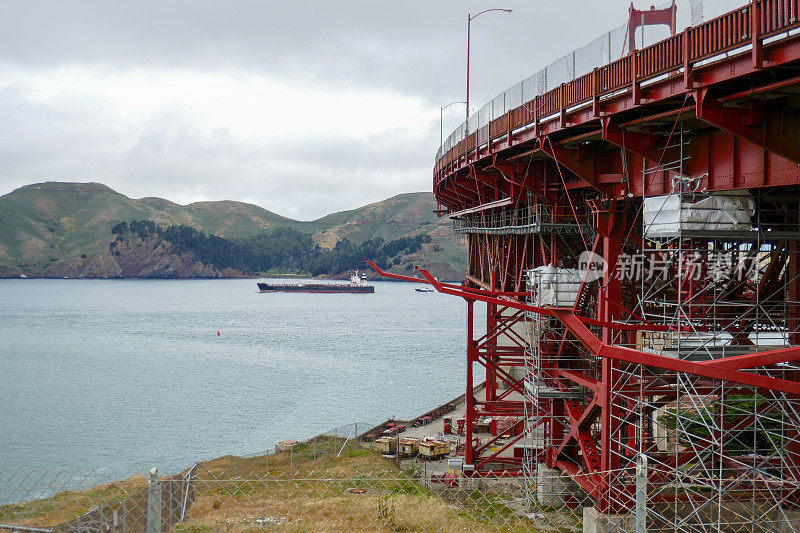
[0, 0, 721, 220]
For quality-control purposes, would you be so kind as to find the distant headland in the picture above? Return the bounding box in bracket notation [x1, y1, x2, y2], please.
[0, 182, 465, 280]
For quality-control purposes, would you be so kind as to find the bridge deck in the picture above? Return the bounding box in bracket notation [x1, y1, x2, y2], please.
[434, 0, 800, 211]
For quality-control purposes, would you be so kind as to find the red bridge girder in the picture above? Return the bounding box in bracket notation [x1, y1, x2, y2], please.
[435, 0, 800, 212]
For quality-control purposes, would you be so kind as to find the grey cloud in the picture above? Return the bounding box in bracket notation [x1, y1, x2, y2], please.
[0, 86, 433, 219]
[1, 0, 642, 104]
[0, 0, 656, 218]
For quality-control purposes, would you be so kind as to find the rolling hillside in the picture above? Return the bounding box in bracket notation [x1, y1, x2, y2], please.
[0, 182, 465, 279]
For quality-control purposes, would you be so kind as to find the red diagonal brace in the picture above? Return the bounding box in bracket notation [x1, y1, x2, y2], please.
[364, 260, 526, 297]
[700, 345, 800, 371]
[368, 261, 682, 333]
[552, 309, 800, 396]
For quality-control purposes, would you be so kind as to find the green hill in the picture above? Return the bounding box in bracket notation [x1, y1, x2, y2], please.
[0, 182, 465, 280]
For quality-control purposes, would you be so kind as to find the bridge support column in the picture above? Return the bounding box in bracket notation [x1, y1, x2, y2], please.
[536, 464, 581, 508]
[583, 507, 634, 533]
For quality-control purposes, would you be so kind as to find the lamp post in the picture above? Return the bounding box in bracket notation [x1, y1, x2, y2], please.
[466, 8, 513, 131]
[441, 100, 467, 148]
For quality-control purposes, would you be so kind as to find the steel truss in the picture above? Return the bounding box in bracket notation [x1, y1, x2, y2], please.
[369, 189, 800, 527]
[372, 189, 800, 527]
[460, 192, 591, 476]
[464, 300, 528, 475]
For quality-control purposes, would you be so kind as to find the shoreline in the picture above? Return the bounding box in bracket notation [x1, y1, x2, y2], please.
[359, 382, 486, 441]
[0, 275, 466, 283]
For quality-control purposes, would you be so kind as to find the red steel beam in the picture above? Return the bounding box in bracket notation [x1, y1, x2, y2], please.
[368, 262, 800, 396]
[552, 309, 800, 396]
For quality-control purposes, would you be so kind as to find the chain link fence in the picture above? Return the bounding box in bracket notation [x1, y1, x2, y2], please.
[0, 467, 194, 533]
[4, 423, 800, 531]
[0, 424, 570, 533]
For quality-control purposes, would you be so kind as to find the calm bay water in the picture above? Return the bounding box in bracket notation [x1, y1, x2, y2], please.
[0, 279, 479, 478]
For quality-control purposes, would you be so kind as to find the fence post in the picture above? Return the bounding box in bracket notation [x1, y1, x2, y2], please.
[179, 467, 193, 522]
[571, 50, 576, 80]
[635, 454, 647, 533]
[147, 468, 162, 533]
[234, 456, 238, 495]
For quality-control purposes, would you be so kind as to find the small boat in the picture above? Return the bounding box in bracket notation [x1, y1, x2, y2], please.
[415, 286, 435, 293]
[257, 270, 374, 293]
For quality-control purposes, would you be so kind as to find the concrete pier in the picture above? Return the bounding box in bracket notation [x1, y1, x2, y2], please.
[581, 503, 800, 533]
[582, 507, 633, 533]
[535, 464, 581, 508]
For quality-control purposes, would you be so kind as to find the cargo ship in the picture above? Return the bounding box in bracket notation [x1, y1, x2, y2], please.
[257, 271, 374, 293]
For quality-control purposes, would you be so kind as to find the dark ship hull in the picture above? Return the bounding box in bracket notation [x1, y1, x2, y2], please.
[257, 282, 374, 293]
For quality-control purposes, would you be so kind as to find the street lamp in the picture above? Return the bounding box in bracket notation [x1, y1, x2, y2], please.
[466, 8, 513, 130]
[441, 100, 467, 148]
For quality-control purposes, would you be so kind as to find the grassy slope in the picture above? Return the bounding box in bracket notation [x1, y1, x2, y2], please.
[144, 199, 300, 242]
[0, 182, 465, 276]
[312, 192, 437, 245]
[0, 183, 156, 272]
[0, 439, 534, 532]
[310, 192, 464, 276]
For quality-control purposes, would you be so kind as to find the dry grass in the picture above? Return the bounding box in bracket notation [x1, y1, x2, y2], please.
[183, 438, 535, 532]
[196, 438, 398, 481]
[0, 474, 147, 527]
[1, 437, 538, 532]
[182, 490, 504, 532]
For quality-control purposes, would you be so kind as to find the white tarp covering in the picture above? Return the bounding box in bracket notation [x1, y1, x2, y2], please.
[528, 265, 582, 307]
[643, 191, 754, 237]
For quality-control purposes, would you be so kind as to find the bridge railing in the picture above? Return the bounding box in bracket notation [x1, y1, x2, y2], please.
[435, 4, 651, 164]
[435, 0, 800, 187]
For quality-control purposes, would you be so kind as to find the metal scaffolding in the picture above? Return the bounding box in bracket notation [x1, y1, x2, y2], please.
[602, 166, 800, 529]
